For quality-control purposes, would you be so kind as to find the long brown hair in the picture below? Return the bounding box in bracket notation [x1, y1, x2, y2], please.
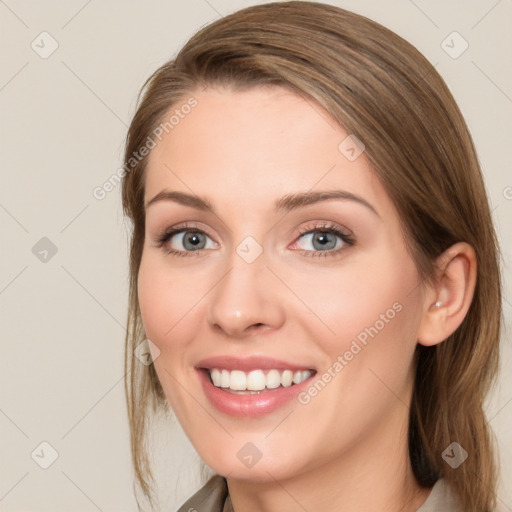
[121, 2, 502, 510]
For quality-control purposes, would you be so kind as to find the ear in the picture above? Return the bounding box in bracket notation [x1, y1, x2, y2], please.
[417, 242, 477, 347]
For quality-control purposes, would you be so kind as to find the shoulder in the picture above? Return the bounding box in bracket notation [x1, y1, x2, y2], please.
[177, 475, 230, 512]
[416, 478, 464, 511]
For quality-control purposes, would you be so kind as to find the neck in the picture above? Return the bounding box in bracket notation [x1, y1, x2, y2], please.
[226, 401, 432, 512]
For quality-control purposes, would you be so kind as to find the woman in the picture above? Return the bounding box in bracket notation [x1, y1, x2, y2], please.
[121, 2, 502, 511]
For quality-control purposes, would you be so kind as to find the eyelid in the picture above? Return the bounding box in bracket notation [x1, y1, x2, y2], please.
[294, 221, 353, 238]
[151, 221, 218, 255]
[289, 221, 355, 256]
[155, 221, 214, 242]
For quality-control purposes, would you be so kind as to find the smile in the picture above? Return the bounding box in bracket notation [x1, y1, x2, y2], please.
[208, 368, 315, 393]
[196, 355, 317, 417]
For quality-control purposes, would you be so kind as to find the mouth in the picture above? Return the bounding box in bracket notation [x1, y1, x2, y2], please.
[203, 368, 316, 394]
[195, 356, 317, 417]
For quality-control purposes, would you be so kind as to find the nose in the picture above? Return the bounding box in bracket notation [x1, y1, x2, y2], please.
[206, 253, 286, 338]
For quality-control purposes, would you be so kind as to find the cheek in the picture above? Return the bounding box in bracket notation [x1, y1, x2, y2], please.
[292, 249, 421, 356]
[315, 255, 421, 403]
[137, 255, 200, 353]
[137, 256, 202, 412]
[287, 259, 422, 455]
[137, 259, 168, 342]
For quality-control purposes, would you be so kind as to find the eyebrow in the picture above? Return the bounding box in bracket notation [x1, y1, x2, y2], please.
[145, 189, 380, 218]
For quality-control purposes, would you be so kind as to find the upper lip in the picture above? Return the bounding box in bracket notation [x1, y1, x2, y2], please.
[196, 355, 316, 372]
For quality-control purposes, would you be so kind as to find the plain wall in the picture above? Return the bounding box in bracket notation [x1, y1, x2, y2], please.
[0, 1, 510, 510]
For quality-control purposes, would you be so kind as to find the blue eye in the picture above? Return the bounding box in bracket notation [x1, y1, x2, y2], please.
[156, 227, 217, 256]
[170, 231, 216, 251]
[297, 231, 341, 251]
[293, 224, 355, 256]
[154, 222, 354, 258]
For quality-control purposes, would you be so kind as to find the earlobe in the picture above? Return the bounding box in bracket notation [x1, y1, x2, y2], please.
[417, 242, 477, 347]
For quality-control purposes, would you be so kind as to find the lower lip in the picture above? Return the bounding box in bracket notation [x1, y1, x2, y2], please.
[197, 369, 315, 418]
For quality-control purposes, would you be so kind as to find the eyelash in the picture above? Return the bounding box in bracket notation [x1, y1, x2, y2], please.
[153, 222, 355, 258]
[295, 223, 355, 258]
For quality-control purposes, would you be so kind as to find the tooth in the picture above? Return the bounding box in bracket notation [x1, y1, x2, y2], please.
[220, 369, 230, 388]
[230, 370, 247, 391]
[266, 369, 281, 389]
[210, 368, 314, 390]
[302, 370, 313, 381]
[211, 368, 221, 386]
[292, 370, 302, 384]
[281, 369, 293, 387]
[247, 370, 266, 391]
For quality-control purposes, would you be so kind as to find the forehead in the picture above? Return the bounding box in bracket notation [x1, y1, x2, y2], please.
[144, 86, 389, 215]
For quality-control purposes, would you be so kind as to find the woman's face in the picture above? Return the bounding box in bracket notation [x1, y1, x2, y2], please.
[138, 86, 428, 481]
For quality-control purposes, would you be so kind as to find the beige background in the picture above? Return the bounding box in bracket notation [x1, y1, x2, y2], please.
[0, 0, 511, 510]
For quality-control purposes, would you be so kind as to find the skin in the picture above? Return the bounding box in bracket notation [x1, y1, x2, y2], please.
[138, 86, 476, 512]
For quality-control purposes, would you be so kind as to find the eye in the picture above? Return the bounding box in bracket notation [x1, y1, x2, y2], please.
[154, 224, 218, 256]
[291, 223, 354, 256]
[153, 222, 354, 257]
[170, 231, 216, 251]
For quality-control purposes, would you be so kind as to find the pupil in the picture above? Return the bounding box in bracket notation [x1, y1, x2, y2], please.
[184, 232, 205, 250]
[313, 232, 336, 250]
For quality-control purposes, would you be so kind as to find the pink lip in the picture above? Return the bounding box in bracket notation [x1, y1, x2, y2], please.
[195, 356, 316, 418]
[196, 355, 314, 372]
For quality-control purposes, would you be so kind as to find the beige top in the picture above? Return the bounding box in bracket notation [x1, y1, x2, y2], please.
[177, 475, 465, 512]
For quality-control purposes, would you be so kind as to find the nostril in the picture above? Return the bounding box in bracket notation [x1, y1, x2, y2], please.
[249, 323, 266, 331]
[247, 322, 265, 330]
